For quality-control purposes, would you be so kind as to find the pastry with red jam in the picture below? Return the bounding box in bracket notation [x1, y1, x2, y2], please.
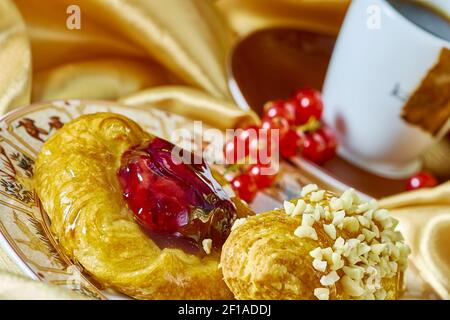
[34, 113, 252, 299]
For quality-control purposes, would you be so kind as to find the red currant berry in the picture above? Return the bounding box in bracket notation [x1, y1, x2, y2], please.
[301, 131, 328, 164]
[261, 116, 290, 140]
[291, 88, 324, 125]
[316, 126, 337, 163]
[231, 173, 258, 203]
[248, 163, 278, 189]
[279, 129, 304, 159]
[249, 127, 280, 165]
[263, 100, 296, 124]
[406, 171, 438, 191]
[224, 125, 260, 164]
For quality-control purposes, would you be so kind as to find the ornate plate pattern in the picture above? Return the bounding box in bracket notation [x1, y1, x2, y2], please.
[0, 100, 439, 299]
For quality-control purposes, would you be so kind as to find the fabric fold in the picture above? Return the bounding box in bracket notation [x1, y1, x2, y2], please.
[0, 0, 31, 113]
[32, 58, 176, 102]
[217, 0, 350, 36]
[121, 86, 259, 130]
[380, 182, 450, 299]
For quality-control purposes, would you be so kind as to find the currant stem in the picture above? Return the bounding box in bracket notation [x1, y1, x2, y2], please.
[296, 117, 321, 133]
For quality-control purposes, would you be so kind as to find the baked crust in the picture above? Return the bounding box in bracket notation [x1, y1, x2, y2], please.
[34, 113, 234, 299]
[221, 198, 402, 300]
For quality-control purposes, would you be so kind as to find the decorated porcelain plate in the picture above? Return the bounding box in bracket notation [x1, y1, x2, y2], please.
[0, 100, 438, 299]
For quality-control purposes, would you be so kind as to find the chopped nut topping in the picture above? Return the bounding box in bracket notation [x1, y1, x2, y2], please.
[321, 247, 333, 262]
[363, 209, 374, 221]
[357, 234, 365, 242]
[370, 223, 380, 238]
[333, 237, 345, 250]
[330, 197, 344, 211]
[202, 239, 212, 255]
[313, 205, 323, 221]
[357, 242, 371, 256]
[309, 247, 323, 260]
[332, 210, 346, 225]
[347, 238, 360, 249]
[373, 209, 389, 222]
[310, 190, 326, 202]
[370, 243, 387, 255]
[380, 218, 394, 229]
[314, 288, 330, 300]
[323, 224, 337, 240]
[362, 228, 376, 242]
[304, 204, 315, 214]
[301, 214, 315, 227]
[313, 259, 327, 272]
[341, 275, 364, 297]
[301, 184, 318, 197]
[284, 201, 295, 216]
[294, 226, 318, 240]
[343, 266, 363, 280]
[324, 208, 332, 221]
[347, 252, 362, 265]
[356, 202, 370, 214]
[292, 199, 306, 217]
[343, 216, 360, 233]
[340, 188, 357, 210]
[331, 252, 344, 270]
[283, 184, 410, 300]
[320, 271, 340, 286]
[357, 215, 370, 228]
[389, 261, 398, 273]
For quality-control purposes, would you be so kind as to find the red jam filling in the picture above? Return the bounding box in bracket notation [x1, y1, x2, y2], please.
[117, 137, 237, 254]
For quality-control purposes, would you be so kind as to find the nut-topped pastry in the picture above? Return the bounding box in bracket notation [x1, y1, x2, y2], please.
[220, 184, 410, 300]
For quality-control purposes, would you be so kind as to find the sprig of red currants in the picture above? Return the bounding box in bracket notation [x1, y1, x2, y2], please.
[223, 125, 278, 203]
[263, 88, 337, 163]
[224, 88, 338, 203]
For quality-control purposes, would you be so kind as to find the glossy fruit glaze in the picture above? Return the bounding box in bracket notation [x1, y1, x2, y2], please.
[118, 137, 237, 254]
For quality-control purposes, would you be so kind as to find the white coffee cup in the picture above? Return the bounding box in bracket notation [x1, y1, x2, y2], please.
[323, 0, 450, 178]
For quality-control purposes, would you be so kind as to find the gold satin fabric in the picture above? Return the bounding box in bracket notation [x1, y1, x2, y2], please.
[0, 0, 448, 299]
[216, 0, 350, 36]
[0, 0, 31, 112]
[15, 0, 234, 100]
[120, 86, 258, 130]
[381, 182, 450, 299]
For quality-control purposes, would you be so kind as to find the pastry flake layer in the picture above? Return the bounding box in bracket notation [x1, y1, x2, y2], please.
[220, 184, 410, 300]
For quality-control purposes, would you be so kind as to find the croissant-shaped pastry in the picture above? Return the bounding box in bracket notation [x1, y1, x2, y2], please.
[221, 185, 410, 300]
[34, 112, 251, 299]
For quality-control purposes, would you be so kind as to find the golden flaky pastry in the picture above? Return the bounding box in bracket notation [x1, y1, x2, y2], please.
[221, 185, 410, 300]
[34, 112, 250, 299]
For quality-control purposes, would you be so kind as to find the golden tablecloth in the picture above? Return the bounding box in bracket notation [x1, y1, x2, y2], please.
[0, 0, 448, 299]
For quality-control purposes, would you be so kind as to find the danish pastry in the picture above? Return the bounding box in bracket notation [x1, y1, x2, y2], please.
[34, 112, 252, 299]
[221, 184, 410, 300]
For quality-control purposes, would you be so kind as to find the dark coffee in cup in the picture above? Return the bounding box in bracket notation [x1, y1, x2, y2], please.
[387, 0, 450, 41]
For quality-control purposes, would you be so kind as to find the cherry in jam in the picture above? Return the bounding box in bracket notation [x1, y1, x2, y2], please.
[117, 137, 237, 254]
